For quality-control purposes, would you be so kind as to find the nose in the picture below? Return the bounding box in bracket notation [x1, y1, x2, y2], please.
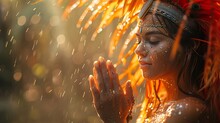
[135, 43, 148, 57]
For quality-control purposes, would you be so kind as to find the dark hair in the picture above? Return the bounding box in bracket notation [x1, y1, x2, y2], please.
[161, 16, 207, 96]
[154, 14, 220, 121]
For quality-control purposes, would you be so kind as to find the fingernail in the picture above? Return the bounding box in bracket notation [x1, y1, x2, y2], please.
[127, 80, 131, 86]
[94, 61, 99, 67]
[89, 75, 93, 80]
[107, 60, 111, 65]
[99, 56, 104, 62]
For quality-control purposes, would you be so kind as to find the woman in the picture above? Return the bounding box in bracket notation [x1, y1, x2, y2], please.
[87, 0, 220, 122]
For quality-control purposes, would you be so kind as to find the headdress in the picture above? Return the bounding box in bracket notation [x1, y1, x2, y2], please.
[52, 0, 220, 122]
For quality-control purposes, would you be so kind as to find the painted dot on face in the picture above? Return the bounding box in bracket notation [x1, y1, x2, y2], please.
[135, 14, 184, 80]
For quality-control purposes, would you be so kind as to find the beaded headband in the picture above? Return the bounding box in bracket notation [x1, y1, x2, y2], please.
[139, 0, 192, 32]
[54, 0, 220, 121]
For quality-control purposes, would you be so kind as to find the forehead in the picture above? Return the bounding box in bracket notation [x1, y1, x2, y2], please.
[139, 14, 168, 34]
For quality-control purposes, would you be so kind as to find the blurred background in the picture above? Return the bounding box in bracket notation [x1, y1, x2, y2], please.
[0, 0, 145, 123]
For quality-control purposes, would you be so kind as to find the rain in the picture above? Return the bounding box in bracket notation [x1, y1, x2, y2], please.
[0, 0, 146, 123]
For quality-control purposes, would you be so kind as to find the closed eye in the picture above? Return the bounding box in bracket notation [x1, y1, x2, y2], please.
[135, 32, 162, 45]
[149, 41, 160, 45]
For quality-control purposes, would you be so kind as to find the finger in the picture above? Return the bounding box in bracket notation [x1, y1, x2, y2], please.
[107, 60, 121, 93]
[125, 80, 134, 106]
[106, 60, 115, 89]
[93, 61, 105, 92]
[89, 75, 100, 103]
[99, 57, 112, 91]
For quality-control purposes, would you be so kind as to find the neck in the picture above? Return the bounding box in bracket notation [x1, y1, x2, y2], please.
[159, 73, 187, 102]
[145, 72, 187, 104]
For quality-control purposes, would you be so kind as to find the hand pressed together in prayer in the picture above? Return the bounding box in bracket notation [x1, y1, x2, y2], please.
[88, 57, 134, 123]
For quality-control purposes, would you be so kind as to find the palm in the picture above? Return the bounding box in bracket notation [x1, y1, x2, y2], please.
[89, 57, 134, 123]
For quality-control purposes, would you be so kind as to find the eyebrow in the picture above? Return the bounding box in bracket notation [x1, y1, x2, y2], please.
[136, 31, 168, 37]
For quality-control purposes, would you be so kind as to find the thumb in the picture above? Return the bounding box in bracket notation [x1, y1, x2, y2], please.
[125, 80, 134, 106]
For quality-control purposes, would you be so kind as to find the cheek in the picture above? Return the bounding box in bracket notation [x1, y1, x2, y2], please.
[151, 47, 171, 64]
[151, 46, 173, 72]
[151, 51, 168, 69]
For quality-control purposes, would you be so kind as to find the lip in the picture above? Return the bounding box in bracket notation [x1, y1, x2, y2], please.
[138, 60, 152, 69]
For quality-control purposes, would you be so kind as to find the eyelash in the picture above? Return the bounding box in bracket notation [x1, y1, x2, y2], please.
[149, 41, 160, 45]
[136, 38, 159, 45]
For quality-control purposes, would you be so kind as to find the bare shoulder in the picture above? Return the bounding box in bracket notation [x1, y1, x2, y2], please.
[165, 97, 209, 123]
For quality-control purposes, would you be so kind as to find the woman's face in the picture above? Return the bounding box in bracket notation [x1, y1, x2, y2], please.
[135, 14, 181, 80]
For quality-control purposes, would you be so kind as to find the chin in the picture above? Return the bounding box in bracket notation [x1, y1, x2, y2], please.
[142, 72, 156, 80]
[142, 71, 164, 80]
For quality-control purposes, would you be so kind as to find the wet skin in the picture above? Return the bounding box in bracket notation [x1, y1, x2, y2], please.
[89, 14, 208, 123]
[135, 15, 208, 123]
[89, 57, 133, 123]
[135, 15, 181, 80]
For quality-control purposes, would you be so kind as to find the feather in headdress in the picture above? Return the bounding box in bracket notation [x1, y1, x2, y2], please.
[40, 0, 220, 121]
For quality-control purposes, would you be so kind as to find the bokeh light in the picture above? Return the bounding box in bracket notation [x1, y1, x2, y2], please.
[50, 16, 60, 26]
[13, 71, 22, 81]
[17, 16, 27, 26]
[24, 86, 40, 102]
[30, 14, 41, 24]
[57, 34, 66, 45]
[0, 0, 141, 123]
